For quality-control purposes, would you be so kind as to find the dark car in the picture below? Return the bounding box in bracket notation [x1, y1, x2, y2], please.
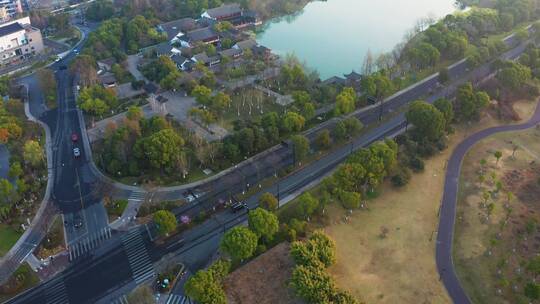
[230, 201, 248, 213]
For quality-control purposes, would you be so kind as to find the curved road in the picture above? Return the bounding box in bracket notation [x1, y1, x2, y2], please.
[436, 101, 540, 303]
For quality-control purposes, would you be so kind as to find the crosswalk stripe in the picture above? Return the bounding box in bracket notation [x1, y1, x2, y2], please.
[68, 227, 113, 261]
[122, 228, 155, 284]
[45, 278, 69, 304]
[166, 294, 192, 304]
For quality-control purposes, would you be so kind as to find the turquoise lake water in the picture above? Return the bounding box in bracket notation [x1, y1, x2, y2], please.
[257, 0, 461, 79]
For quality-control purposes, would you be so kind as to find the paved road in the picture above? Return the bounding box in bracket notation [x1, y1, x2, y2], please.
[0, 145, 9, 180]
[436, 100, 540, 304]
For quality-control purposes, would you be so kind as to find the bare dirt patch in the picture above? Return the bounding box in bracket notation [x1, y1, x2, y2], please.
[223, 242, 302, 304]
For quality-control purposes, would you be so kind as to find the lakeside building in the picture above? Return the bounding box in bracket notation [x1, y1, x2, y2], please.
[0, 16, 44, 67]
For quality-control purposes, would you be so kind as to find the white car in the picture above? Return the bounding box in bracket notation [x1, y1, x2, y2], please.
[73, 147, 81, 158]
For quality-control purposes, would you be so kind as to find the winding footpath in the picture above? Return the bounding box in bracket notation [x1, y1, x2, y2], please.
[436, 102, 540, 303]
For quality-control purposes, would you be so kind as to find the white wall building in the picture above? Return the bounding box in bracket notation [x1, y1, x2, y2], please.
[0, 16, 44, 67]
[0, 0, 22, 20]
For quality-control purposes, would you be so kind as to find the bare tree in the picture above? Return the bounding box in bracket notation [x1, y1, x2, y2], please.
[362, 49, 374, 75]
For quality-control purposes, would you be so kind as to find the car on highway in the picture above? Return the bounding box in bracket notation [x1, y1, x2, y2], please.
[73, 147, 81, 158]
[71, 133, 78, 142]
[73, 48, 79, 54]
[230, 201, 248, 213]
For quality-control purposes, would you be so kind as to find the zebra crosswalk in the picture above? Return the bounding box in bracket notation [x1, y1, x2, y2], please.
[128, 191, 146, 202]
[122, 228, 155, 284]
[166, 294, 194, 304]
[44, 277, 69, 304]
[68, 227, 112, 261]
[110, 295, 129, 304]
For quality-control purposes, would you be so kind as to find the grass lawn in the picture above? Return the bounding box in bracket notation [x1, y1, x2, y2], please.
[0, 264, 39, 302]
[454, 124, 540, 303]
[0, 224, 22, 258]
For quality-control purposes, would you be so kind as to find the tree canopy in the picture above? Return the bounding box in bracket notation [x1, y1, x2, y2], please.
[220, 226, 258, 261]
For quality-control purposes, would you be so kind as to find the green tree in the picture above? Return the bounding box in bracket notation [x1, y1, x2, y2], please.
[184, 269, 227, 304]
[525, 282, 540, 300]
[213, 92, 231, 111]
[296, 192, 319, 219]
[335, 87, 356, 115]
[315, 129, 332, 150]
[405, 100, 446, 141]
[8, 161, 23, 179]
[220, 226, 258, 261]
[291, 135, 310, 164]
[496, 61, 531, 90]
[134, 129, 184, 171]
[248, 208, 279, 241]
[290, 265, 335, 304]
[192, 85, 213, 106]
[0, 178, 17, 206]
[153, 210, 177, 236]
[338, 190, 362, 210]
[282, 112, 305, 133]
[527, 256, 540, 276]
[433, 98, 454, 129]
[23, 140, 43, 168]
[126, 106, 143, 121]
[455, 83, 490, 121]
[494, 150, 503, 165]
[259, 192, 278, 211]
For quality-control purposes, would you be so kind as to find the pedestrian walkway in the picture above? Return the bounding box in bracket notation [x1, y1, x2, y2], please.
[166, 294, 194, 304]
[111, 190, 147, 230]
[44, 277, 69, 304]
[68, 226, 112, 261]
[122, 227, 156, 284]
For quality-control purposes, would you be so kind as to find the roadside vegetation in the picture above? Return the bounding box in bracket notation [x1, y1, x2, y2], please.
[0, 81, 48, 257]
[0, 264, 39, 302]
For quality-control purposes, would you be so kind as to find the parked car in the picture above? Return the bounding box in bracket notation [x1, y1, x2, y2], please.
[230, 201, 248, 213]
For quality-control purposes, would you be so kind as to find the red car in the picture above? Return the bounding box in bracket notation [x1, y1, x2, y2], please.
[71, 133, 78, 142]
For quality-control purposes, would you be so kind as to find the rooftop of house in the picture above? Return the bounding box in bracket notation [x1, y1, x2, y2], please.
[344, 71, 362, 81]
[154, 41, 174, 55]
[234, 39, 257, 50]
[171, 53, 188, 65]
[192, 52, 210, 63]
[99, 73, 117, 85]
[204, 3, 242, 19]
[97, 57, 116, 67]
[181, 27, 218, 43]
[158, 18, 198, 40]
[0, 21, 23, 37]
[144, 82, 159, 94]
[219, 48, 242, 58]
[323, 76, 346, 85]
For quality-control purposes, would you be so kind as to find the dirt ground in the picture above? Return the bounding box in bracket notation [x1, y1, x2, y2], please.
[223, 242, 302, 304]
[454, 118, 540, 303]
[322, 99, 539, 304]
